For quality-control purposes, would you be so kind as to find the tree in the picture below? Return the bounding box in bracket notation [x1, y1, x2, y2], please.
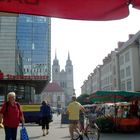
[77, 94, 91, 105]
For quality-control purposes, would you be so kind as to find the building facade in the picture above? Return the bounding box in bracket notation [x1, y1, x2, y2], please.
[118, 33, 140, 91]
[0, 15, 51, 103]
[52, 52, 74, 104]
[41, 82, 65, 108]
[0, 16, 23, 75]
[81, 31, 140, 95]
[92, 66, 101, 93]
[100, 55, 113, 91]
[17, 15, 51, 78]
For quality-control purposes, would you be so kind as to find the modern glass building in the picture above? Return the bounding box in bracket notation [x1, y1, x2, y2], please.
[17, 15, 51, 77]
[0, 15, 51, 103]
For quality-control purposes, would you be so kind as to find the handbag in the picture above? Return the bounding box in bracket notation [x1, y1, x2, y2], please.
[20, 124, 29, 140]
[49, 114, 53, 122]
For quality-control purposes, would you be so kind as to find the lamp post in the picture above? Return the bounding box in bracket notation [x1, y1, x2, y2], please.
[31, 43, 35, 75]
[31, 16, 34, 76]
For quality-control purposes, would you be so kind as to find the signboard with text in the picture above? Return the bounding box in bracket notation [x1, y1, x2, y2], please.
[4, 74, 48, 80]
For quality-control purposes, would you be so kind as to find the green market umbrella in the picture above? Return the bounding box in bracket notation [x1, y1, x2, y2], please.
[90, 90, 140, 103]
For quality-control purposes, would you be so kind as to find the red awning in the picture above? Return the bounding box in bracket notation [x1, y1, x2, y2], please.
[131, 0, 140, 9]
[0, 0, 140, 20]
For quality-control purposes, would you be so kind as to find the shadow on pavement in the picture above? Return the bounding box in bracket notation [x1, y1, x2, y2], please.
[57, 126, 68, 128]
[29, 135, 42, 139]
[19, 123, 40, 127]
[61, 135, 71, 139]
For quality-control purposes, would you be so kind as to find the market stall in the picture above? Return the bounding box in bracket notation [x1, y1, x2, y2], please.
[90, 90, 140, 132]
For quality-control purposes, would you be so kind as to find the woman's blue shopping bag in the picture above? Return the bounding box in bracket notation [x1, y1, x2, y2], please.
[20, 124, 29, 140]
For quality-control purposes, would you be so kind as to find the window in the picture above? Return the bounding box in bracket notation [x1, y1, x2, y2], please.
[125, 52, 130, 63]
[119, 55, 124, 65]
[110, 75, 112, 83]
[57, 96, 61, 101]
[121, 82, 125, 90]
[120, 69, 125, 79]
[114, 78, 116, 88]
[127, 80, 132, 91]
[126, 66, 131, 77]
[113, 66, 116, 74]
[109, 64, 112, 71]
[55, 68, 58, 72]
[60, 81, 66, 88]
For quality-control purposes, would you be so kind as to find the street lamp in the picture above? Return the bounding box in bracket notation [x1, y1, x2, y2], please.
[31, 43, 35, 75]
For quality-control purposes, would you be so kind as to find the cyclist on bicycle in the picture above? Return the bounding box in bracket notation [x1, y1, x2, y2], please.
[67, 95, 85, 140]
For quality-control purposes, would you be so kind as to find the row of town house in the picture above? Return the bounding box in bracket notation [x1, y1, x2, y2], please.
[81, 31, 140, 95]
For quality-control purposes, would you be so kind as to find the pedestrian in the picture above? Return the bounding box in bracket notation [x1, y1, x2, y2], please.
[67, 95, 85, 140]
[57, 108, 60, 116]
[0, 92, 24, 140]
[117, 106, 123, 118]
[40, 100, 52, 136]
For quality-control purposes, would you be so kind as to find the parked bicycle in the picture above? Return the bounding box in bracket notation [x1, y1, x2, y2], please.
[72, 113, 100, 140]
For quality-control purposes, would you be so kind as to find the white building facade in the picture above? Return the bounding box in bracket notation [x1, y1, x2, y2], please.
[93, 66, 101, 92]
[100, 55, 113, 91]
[118, 33, 140, 91]
[81, 31, 140, 95]
[41, 82, 65, 108]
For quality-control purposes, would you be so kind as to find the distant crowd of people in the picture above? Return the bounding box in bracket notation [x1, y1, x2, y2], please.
[116, 102, 140, 118]
[86, 102, 140, 119]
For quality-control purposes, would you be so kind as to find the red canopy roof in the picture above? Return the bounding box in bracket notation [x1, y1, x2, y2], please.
[132, 0, 140, 9]
[0, 0, 140, 20]
[43, 82, 64, 92]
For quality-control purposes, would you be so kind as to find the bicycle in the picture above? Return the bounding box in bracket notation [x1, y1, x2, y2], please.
[72, 113, 100, 140]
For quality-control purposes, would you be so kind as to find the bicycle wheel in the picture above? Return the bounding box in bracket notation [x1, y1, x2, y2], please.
[72, 131, 80, 140]
[85, 124, 100, 140]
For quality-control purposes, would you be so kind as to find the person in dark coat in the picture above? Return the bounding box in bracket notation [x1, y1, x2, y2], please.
[40, 100, 52, 136]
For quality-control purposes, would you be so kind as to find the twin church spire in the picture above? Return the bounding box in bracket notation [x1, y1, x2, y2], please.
[52, 51, 74, 104]
[53, 51, 72, 66]
[52, 51, 73, 82]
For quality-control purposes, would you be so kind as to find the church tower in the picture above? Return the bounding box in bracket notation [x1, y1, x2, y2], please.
[52, 51, 74, 105]
[65, 52, 74, 102]
[52, 52, 60, 83]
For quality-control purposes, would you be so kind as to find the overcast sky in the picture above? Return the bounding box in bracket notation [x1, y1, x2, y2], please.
[51, 7, 140, 96]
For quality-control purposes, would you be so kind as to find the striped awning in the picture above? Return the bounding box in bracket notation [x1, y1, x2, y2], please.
[90, 90, 140, 103]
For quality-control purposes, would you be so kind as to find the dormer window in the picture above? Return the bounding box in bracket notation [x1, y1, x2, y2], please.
[55, 68, 58, 72]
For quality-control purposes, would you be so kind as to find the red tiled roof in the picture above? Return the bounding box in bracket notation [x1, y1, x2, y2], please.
[43, 82, 64, 92]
